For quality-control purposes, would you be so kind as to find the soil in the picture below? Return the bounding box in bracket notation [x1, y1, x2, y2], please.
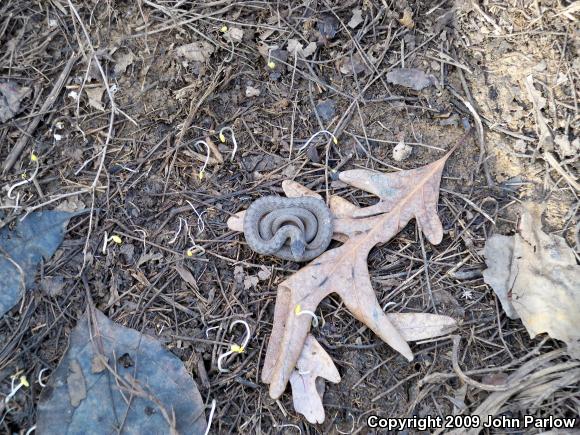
[0, 1, 578, 434]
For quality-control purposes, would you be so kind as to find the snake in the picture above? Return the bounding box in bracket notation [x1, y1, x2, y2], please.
[243, 196, 333, 262]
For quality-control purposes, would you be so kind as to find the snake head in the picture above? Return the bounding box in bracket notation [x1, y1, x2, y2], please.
[290, 240, 306, 259]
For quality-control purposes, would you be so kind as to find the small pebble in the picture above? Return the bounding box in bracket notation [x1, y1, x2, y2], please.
[393, 141, 412, 161]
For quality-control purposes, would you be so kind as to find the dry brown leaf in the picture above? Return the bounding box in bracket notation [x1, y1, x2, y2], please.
[484, 203, 580, 358]
[261, 146, 458, 399]
[85, 86, 105, 111]
[399, 8, 415, 29]
[348, 8, 364, 29]
[290, 335, 340, 424]
[386, 68, 436, 91]
[175, 41, 215, 62]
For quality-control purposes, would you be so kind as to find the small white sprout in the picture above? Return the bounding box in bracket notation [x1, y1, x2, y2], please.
[185, 231, 205, 257]
[25, 425, 36, 435]
[102, 232, 122, 254]
[193, 140, 211, 180]
[382, 301, 397, 311]
[7, 152, 40, 205]
[185, 200, 207, 234]
[217, 320, 251, 373]
[205, 325, 220, 338]
[218, 126, 238, 162]
[298, 368, 311, 376]
[203, 399, 217, 435]
[294, 304, 319, 328]
[266, 47, 277, 69]
[38, 368, 50, 388]
[4, 375, 29, 404]
[168, 217, 188, 245]
[298, 130, 338, 152]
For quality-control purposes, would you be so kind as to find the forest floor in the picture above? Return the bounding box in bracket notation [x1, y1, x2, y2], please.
[0, 0, 578, 433]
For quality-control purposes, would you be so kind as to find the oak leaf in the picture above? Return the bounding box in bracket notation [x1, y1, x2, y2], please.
[257, 152, 455, 399]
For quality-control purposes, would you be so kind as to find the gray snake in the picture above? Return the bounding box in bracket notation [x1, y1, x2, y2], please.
[243, 196, 333, 262]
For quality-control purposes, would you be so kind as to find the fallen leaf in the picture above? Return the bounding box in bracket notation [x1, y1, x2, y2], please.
[0, 82, 31, 122]
[339, 53, 368, 75]
[175, 41, 215, 62]
[67, 359, 86, 407]
[260, 142, 460, 399]
[234, 265, 245, 284]
[483, 203, 580, 358]
[399, 8, 415, 29]
[37, 308, 207, 433]
[225, 27, 244, 42]
[113, 49, 135, 76]
[348, 8, 364, 29]
[85, 86, 105, 111]
[302, 42, 317, 58]
[40, 276, 66, 297]
[136, 251, 163, 266]
[482, 235, 518, 318]
[291, 312, 457, 423]
[244, 275, 259, 290]
[0, 211, 80, 317]
[386, 68, 436, 91]
[257, 266, 271, 281]
[175, 264, 198, 289]
[287, 39, 304, 55]
[290, 335, 340, 424]
[317, 14, 339, 41]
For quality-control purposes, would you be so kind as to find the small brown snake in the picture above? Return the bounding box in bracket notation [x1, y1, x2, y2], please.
[243, 196, 333, 262]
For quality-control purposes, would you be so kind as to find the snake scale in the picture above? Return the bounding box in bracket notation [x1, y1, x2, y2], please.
[243, 196, 333, 262]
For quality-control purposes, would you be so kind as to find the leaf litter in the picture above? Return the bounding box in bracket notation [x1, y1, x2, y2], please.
[0, 211, 81, 317]
[483, 202, 580, 359]
[37, 308, 207, 434]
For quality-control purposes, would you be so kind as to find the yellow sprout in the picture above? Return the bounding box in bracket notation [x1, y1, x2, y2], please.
[219, 132, 226, 143]
[198, 171, 205, 181]
[186, 249, 193, 257]
[111, 235, 122, 244]
[294, 304, 302, 315]
[231, 344, 245, 353]
[220, 25, 228, 33]
[267, 61, 276, 69]
[30, 153, 38, 162]
[20, 376, 29, 388]
[332, 136, 338, 144]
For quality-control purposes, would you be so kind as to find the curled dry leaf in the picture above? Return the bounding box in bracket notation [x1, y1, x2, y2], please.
[260, 144, 459, 399]
[483, 203, 580, 358]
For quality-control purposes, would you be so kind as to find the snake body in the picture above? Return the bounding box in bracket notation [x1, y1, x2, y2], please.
[243, 196, 333, 262]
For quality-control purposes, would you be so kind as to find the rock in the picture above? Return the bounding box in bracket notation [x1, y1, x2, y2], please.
[393, 141, 412, 161]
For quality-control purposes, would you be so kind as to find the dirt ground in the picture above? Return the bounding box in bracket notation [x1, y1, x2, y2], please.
[0, 0, 578, 433]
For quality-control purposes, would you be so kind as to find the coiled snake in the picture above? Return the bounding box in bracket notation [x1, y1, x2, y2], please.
[243, 196, 333, 262]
